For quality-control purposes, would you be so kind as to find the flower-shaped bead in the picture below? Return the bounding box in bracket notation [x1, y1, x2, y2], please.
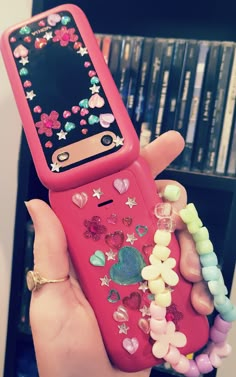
[141, 256, 179, 287]
[152, 321, 187, 358]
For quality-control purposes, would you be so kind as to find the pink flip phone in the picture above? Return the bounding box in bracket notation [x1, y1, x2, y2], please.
[1, 4, 209, 372]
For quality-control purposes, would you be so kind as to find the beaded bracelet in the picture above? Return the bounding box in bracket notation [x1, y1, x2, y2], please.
[141, 189, 236, 377]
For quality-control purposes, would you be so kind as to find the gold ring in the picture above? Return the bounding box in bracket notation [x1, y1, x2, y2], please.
[26, 270, 69, 292]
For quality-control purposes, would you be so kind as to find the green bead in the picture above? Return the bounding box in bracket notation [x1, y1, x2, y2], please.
[196, 239, 214, 255]
[192, 226, 209, 242]
[163, 184, 181, 202]
[187, 218, 203, 234]
[179, 208, 198, 223]
[186, 203, 199, 217]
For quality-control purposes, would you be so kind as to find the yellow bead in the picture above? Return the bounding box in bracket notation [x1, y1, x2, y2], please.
[152, 244, 171, 261]
[187, 218, 203, 234]
[154, 289, 172, 307]
[154, 229, 171, 246]
[148, 277, 165, 294]
[141, 265, 159, 280]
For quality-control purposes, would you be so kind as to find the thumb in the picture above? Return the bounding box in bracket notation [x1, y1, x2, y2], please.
[25, 199, 69, 281]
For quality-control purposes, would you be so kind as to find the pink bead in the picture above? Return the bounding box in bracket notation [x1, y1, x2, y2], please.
[164, 345, 181, 365]
[210, 327, 227, 343]
[185, 360, 201, 377]
[195, 353, 214, 374]
[172, 355, 190, 374]
[150, 317, 167, 334]
[214, 314, 232, 333]
[149, 301, 166, 319]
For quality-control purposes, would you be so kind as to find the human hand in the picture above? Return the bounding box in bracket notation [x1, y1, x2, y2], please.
[25, 131, 213, 377]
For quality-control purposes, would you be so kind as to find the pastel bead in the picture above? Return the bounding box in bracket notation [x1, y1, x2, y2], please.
[214, 297, 234, 314]
[214, 314, 232, 333]
[185, 360, 201, 377]
[154, 229, 171, 246]
[195, 354, 214, 374]
[210, 327, 228, 344]
[154, 290, 172, 307]
[149, 301, 166, 319]
[192, 226, 209, 242]
[141, 265, 159, 280]
[200, 251, 218, 267]
[163, 184, 181, 202]
[152, 244, 171, 261]
[186, 203, 199, 216]
[179, 208, 198, 223]
[172, 355, 190, 374]
[164, 345, 181, 364]
[202, 266, 220, 281]
[196, 239, 214, 255]
[208, 280, 225, 296]
[214, 293, 229, 305]
[148, 278, 165, 294]
[221, 305, 236, 322]
[150, 318, 167, 337]
[187, 219, 203, 234]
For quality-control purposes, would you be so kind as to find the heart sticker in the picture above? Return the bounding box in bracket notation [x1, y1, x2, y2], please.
[123, 337, 139, 354]
[123, 292, 142, 310]
[113, 178, 130, 194]
[122, 217, 132, 226]
[110, 246, 146, 285]
[105, 231, 124, 250]
[72, 192, 88, 208]
[47, 13, 61, 26]
[100, 113, 115, 128]
[90, 250, 105, 266]
[136, 225, 148, 237]
[88, 93, 105, 108]
[138, 318, 150, 334]
[113, 305, 129, 322]
[13, 44, 29, 58]
[108, 289, 120, 303]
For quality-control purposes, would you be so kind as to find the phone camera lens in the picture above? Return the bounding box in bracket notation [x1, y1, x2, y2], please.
[101, 135, 113, 146]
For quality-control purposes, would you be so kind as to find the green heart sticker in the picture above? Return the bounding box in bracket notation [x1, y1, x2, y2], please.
[90, 250, 106, 266]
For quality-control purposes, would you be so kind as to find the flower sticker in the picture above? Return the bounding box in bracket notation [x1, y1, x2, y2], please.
[35, 111, 61, 136]
[84, 216, 107, 241]
[152, 321, 187, 358]
[53, 26, 78, 46]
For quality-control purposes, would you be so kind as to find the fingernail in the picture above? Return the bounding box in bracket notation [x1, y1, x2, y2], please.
[163, 184, 181, 202]
[186, 252, 202, 278]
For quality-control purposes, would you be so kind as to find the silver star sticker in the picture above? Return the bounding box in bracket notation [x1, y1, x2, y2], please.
[57, 130, 68, 140]
[93, 188, 103, 199]
[105, 250, 117, 261]
[125, 197, 137, 208]
[19, 56, 29, 66]
[43, 31, 53, 40]
[139, 305, 151, 317]
[118, 323, 130, 334]
[113, 136, 124, 147]
[100, 275, 111, 287]
[50, 162, 61, 172]
[26, 90, 36, 100]
[138, 281, 149, 293]
[126, 233, 138, 245]
[89, 84, 100, 94]
[77, 46, 88, 56]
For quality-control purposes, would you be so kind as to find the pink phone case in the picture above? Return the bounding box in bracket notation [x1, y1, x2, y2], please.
[1, 4, 209, 372]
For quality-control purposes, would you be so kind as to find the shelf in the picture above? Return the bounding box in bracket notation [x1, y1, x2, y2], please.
[160, 169, 236, 192]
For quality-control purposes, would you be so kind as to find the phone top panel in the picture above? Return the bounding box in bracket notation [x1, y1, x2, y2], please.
[1, 5, 139, 191]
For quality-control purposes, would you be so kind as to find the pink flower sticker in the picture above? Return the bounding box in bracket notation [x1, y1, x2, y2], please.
[35, 111, 61, 137]
[53, 26, 78, 46]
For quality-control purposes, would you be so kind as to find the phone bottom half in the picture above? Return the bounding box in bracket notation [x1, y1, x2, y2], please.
[49, 158, 209, 372]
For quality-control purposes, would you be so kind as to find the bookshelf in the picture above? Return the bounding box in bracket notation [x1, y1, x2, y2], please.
[3, 0, 236, 376]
